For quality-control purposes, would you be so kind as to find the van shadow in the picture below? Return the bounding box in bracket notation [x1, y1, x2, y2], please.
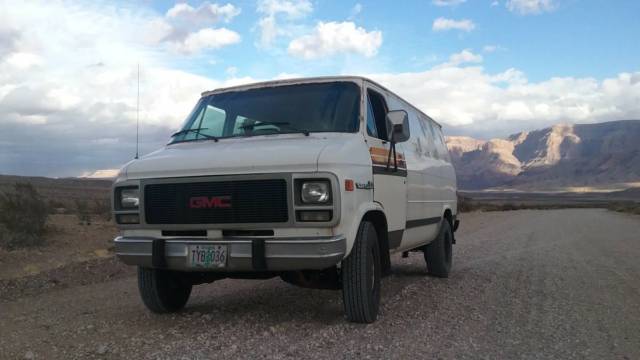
[181, 260, 437, 326]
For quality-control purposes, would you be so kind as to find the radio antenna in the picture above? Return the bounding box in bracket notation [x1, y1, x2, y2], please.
[135, 63, 140, 160]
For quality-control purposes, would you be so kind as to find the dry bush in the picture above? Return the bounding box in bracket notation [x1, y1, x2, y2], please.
[456, 192, 608, 213]
[93, 198, 112, 221]
[457, 193, 474, 213]
[75, 199, 92, 225]
[608, 202, 640, 215]
[47, 199, 67, 214]
[0, 182, 49, 249]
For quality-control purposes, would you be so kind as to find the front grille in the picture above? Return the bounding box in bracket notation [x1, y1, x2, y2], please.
[144, 179, 288, 224]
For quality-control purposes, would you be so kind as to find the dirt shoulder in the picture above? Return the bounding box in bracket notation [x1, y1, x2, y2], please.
[0, 214, 117, 280]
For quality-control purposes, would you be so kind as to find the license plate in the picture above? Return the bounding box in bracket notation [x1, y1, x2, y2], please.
[188, 244, 227, 268]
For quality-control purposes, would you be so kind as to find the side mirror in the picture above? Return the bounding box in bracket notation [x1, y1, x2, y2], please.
[385, 110, 410, 143]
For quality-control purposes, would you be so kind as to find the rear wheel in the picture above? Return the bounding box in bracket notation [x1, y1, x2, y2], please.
[137, 267, 192, 313]
[341, 221, 381, 323]
[424, 220, 453, 278]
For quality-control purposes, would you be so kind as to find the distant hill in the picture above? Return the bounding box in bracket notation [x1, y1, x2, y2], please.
[0, 175, 112, 209]
[447, 120, 640, 190]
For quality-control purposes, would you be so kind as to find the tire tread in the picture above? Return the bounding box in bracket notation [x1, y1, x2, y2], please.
[137, 267, 192, 313]
[342, 221, 380, 323]
[424, 220, 453, 278]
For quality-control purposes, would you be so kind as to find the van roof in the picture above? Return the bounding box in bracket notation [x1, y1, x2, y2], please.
[201, 76, 442, 128]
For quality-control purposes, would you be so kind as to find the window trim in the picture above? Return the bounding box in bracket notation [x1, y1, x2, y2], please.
[365, 96, 379, 138]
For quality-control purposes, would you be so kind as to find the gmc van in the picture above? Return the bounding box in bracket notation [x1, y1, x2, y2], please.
[113, 76, 459, 323]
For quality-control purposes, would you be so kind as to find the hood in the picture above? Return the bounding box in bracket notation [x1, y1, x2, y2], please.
[123, 133, 355, 180]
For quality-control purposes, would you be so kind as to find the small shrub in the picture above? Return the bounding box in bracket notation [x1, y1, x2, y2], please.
[75, 199, 92, 225]
[457, 194, 474, 213]
[608, 202, 640, 215]
[0, 182, 49, 249]
[93, 198, 112, 221]
[48, 199, 67, 214]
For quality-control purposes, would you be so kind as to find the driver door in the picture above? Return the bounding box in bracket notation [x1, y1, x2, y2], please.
[364, 86, 407, 250]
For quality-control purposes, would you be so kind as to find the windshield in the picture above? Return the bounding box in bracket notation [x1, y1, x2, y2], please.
[170, 81, 361, 143]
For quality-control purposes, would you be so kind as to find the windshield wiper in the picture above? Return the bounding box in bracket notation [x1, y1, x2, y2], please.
[170, 128, 219, 142]
[239, 121, 310, 136]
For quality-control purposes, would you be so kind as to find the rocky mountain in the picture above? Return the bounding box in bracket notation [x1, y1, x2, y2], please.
[446, 120, 640, 190]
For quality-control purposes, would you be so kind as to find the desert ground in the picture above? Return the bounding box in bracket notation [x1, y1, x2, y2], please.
[1, 208, 639, 359]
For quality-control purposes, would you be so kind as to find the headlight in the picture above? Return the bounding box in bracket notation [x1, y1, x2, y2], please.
[300, 181, 330, 204]
[119, 187, 139, 209]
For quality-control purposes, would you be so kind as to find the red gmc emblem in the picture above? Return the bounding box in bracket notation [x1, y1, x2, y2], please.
[189, 196, 232, 209]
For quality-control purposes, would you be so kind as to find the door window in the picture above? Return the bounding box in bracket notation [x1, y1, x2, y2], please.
[366, 89, 388, 141]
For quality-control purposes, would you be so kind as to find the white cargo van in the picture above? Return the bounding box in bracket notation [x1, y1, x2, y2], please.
[113, 76, 459, 323]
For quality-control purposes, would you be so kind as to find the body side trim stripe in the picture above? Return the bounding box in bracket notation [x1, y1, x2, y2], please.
[405, 216, 441, 229]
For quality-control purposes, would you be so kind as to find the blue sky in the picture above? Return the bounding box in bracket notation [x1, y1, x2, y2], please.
[0, 0, 639, 177]
[139, 0, 640, 82]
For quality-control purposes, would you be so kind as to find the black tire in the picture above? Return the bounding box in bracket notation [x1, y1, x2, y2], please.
[137, 267, 192, 313]
[424, 219, 453, 278]
[342, 221, 381, 323]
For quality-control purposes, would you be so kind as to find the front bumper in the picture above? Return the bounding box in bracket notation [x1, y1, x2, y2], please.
[114, 235, 346, 271]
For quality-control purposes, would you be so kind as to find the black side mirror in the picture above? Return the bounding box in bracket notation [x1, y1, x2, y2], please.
[385, 110, 410, 143]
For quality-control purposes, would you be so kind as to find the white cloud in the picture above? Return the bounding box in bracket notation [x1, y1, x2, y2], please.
[506, 0, 556, 15]
[256, 16, 280, 47]
[166, 2, 240, 24]
[432, 17, 476, 32]
[226, 66, 238, 77]
[80, 169, 120, 179]
[257, 0, 312, 19]
[4, 52, 44, 69]
[349, 3, 363, 19]
[0, 0, 254, 176]
[483, 44, 507, 53]
[256, 0, 313, 47]
[483, 45, 498, 53]
[0, 27, 20, 59]
[169, 28, 240, 55]
[432, 0, 466, 6]
[148, 2, 241, 55]
[446, 49, 483, 66]
[288, 21, 382, 59]
[365, 66, 640, 138]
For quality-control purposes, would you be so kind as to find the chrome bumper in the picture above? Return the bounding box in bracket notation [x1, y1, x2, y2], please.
[114, 235, 346, 271]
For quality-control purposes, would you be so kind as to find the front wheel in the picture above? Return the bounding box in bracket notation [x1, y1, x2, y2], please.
[341, 221, 381, 323]
[424, 220, 453, 278]
[137, 267, 192, 313]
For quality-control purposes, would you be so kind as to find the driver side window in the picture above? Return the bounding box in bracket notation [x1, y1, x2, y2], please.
[183, 104, 226, 140]
[366, 89, 389, 141]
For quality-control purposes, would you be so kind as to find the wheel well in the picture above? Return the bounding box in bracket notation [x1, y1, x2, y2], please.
[443, 209, 455, 243]
[443, 209, 453, 227]
[362, 210, 391, 276]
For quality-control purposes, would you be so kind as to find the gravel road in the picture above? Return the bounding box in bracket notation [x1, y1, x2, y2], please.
[1, 209, 639, 359]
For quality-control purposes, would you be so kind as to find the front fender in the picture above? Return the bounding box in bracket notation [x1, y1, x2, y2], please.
[341, 202, 387, 258]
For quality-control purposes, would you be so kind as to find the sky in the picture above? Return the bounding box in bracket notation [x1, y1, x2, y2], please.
[0, 0, 639, 177]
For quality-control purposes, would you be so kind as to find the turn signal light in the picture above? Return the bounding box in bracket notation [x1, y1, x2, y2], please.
[345, 179, 354, 191]
[117, 214, 140, 224]
[297, 210, 332, 222]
